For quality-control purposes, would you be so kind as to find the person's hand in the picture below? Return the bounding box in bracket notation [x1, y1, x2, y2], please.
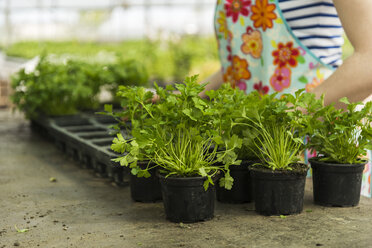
[152, 90, 180, 103]
[152, 94, 160, 103]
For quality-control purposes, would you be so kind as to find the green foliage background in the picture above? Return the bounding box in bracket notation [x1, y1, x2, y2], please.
[3, 34, 354, 82]
[4, 36, 219, 83]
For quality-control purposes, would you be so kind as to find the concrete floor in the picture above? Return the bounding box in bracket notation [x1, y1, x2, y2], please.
[1, 109, 372, 248]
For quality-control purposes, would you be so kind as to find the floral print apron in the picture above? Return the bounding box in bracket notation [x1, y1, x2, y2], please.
[214, 0, 334, 95]
[214, 0, 372, 197]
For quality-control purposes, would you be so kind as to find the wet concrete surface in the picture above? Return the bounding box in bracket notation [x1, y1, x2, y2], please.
[1, 109, 372, 248]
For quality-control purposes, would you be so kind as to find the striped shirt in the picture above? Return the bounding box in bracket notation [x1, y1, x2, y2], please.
[278, 0, 344, 68]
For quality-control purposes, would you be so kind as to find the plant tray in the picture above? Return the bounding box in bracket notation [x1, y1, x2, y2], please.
[31, 112, 130, 186]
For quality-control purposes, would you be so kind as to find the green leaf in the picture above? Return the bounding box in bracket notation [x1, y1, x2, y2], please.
[203, 179, 210, 191]
[199, 167, 208, 177]
[137, 170, 151, 178]
[104, 104, 113, 113]
[131, 166, 139, 175]
[15, 225, 29, 233]
[213, 136, 224, 145]
[339, 97, 350, 105]
[182, 109, 197, 121]
[119, 156, 129, 166]
[297, 55, 305, 64]
[221, 172, 234, 190]
[298, 76, 308, 84]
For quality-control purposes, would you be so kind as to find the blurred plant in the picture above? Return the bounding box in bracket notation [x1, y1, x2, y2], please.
[11, 56, 101, 118]
[11, 55, 148, 118]
[5, 37, 218, 83]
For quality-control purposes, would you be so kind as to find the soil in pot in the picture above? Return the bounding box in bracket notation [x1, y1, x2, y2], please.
[216, 160, 257, 203]
[130, 161, 162, 203]
[250, 163, 308, 216]
[158, 173, 216, 223]
[310, 158, 366, 207]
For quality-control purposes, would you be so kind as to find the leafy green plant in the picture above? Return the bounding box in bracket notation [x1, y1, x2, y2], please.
[247, 122, 304, 170]
[11, 56, 102, 118]
[305, 97, 372, 164]
[108, 75, 242, 190]
[11, 55, 149, 119]
[234, 90, 316, 170]
[206, 83, 261, 160]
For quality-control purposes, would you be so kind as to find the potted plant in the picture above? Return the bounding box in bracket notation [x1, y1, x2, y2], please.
[11, 57, 102, 120]
[236, 90, 315, 215]
[111, 76, 241, 222]
[305, 97, 372, 207]
[207, 84, 260, 203]
[103, 85, 163, 202]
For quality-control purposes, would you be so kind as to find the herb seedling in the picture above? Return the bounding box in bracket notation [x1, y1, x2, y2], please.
[305, 97, 372, 164]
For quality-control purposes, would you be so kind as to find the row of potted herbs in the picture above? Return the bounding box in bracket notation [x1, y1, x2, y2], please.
[102, 75, 372, 223]
[11, 55, 148, 119]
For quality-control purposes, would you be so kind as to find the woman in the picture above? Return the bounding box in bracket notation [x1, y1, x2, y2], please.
[205, 0, 372, 196]
[203, 0, 372, 108]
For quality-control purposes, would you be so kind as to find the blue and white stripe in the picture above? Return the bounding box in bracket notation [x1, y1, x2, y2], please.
[278, 0, 344, 68]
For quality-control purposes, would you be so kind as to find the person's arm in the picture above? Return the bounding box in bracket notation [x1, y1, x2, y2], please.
[311, 0, 372, 107]
[199, 70, 224, 98]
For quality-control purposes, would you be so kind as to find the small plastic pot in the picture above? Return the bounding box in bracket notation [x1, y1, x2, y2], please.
[158, 173, 216, 223]
[216, 160, 257, 203]
[250, 164, 308, 216]
[130, 161, 162, 202]
[310, 158, 366, 207]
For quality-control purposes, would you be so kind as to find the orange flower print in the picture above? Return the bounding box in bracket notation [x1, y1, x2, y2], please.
[223, 56, 251, 87]
[217, 11, 232, 40]
[306, 77, 324, 92]
[272, 42, 300, 68]
[241, 27, 263, 58]
[232, 55, 251, 81]
[250, 0, 277, 31]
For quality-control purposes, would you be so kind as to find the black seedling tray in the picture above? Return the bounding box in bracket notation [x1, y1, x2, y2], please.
[31, 113, 130, 186]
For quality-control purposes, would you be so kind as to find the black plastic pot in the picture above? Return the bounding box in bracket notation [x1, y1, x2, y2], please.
[310, 159, 366, 207]
[130, 161, 162, 202]
[158, 173, 216, 223]
[250, 164, 308, 216]
[216, 160, 256, 203]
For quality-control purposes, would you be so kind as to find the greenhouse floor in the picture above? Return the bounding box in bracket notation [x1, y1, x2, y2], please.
[1, 109, 372, 248]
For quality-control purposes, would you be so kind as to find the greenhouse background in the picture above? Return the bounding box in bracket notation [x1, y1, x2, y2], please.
[2, 1, 372, 247]
[0, 0, 222, 97]
[0, 0, 215, 43]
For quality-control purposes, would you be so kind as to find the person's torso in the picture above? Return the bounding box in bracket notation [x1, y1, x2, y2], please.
[215, 0, 342, 95]
[278, 0, 344, 68]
